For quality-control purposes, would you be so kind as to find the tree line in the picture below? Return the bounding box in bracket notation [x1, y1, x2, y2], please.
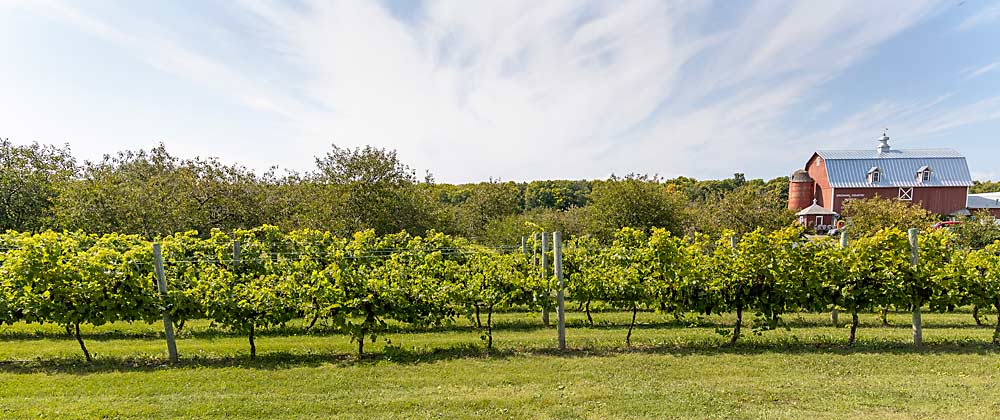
[1, 139, 795, 243]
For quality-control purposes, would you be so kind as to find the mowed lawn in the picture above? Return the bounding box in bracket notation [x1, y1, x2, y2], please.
[1, 311, 999, 419]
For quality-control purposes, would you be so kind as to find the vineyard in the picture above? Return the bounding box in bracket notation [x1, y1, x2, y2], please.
[2, 224, 1000, 364]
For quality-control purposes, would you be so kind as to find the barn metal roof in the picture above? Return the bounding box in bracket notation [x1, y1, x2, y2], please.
[813, 149, 973, 188]
[968, 193, 1000, 209]
[816, 149, 964, 160]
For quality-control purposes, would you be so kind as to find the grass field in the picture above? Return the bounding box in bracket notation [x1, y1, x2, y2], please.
[1, 310, 999, 419]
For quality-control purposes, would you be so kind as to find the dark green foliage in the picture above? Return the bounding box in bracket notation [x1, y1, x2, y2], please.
[456, 180, 523, 239]
[970, 180, 1000, 194]
[523, 180, 591, 211]
[53, 144, 267, 237]
[842, 197, 937, 239]
[686, 184, 795, 237]
[951, 210, 1000, 249]
[585, 175, 687, 242]
[0, 139, 76, 232]
[310, 145, 438, 236]
[0, 138, 813, 244]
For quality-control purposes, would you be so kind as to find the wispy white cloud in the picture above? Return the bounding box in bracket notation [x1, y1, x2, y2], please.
[605, 1, 941, 178]
[907, 96, 1000, 135]
[957, 3, 1000, 31]
[236, 0, 946, 180]
[7, 0, 994, 182]
[236, 0, 719, 179]
[962, 61, 1000, 79]
[802, 93, 1000, 156]
[6, 0, 305, 119]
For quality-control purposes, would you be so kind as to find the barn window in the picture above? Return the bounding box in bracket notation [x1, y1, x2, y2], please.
[916, 166, 931, 184]
[898, 187, 913, 201]
[867, 167, 881, 184]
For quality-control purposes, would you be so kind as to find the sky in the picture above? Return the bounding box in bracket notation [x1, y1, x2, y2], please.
[1, 0, 999, 183]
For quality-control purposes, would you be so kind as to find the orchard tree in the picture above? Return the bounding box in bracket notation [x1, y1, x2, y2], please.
[54, 145, 192, 236]
[311, 145, 436, 236]
[689, 184, 795, 237]
[523, 180, 591, 211]
[971, 180, 1000, 194]
[664, 173, 748, 202]
[585, 175, 686, 242]
[176, 156, 269, 234]
[54, 144, 269, 237]
[482, 207, 587, 247]
[457, 180, 522, 239]
[952, 210, 1000, 250]
[841, 197, 936, 239]
[0, 139, 76, 232]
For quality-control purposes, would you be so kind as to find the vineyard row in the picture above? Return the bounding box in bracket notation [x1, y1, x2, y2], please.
[1, 225, 999, 361]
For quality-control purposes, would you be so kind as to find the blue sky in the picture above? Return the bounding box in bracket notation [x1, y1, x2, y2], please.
[1, 0, 999, 182]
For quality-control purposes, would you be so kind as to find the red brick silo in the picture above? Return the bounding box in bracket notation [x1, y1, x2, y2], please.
[788, 169, 815, 210]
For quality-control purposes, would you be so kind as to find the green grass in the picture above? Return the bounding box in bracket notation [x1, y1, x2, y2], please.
[1, 310, 999, 419]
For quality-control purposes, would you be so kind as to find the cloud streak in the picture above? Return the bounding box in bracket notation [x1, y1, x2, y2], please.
[237, 0, 948, 180]
[962, 61, 1000, 80]
[957, 3, 1000, 31]
[6, 0, 999, 182]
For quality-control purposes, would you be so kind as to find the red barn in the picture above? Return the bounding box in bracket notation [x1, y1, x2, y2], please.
[788, 133, 974, 230]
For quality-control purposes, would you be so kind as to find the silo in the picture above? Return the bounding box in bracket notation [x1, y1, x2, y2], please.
[788, 169, 815, 210]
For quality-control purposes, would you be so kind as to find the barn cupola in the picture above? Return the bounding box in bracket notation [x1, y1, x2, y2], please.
[876, 129, 891, 153]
